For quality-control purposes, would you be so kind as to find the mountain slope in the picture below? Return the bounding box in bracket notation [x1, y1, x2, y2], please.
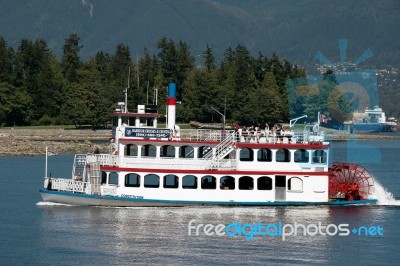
[0, 0, 399, 69]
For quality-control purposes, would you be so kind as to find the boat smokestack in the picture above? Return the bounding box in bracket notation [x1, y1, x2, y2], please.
[167, 83, 176, 129]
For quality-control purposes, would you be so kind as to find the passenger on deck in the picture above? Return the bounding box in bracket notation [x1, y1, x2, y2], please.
[249, 126, 255, 142]
[242, 126, 248, 142]
[75, 173, 83, 181]
[275, 124, 283, 143]
[255, 126, 261, 143]
[234, 123, 240, 142]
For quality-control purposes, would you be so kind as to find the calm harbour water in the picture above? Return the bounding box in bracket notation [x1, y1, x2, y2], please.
[0, 140, 399, 265]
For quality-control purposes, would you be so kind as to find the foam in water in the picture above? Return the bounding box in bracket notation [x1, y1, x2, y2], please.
[372, 181, 400, 206]
[36, 201, 73, 206]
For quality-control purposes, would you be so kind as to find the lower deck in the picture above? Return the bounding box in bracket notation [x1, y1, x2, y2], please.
[45, 168, 330, 204]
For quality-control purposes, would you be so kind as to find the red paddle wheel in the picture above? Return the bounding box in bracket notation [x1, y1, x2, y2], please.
[329, 163, 374, 201]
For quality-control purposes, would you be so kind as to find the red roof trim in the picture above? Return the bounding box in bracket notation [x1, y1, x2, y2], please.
[97, 166, 328, 176]
[112, 112, 160, 118]
[117, 138, 329, 148]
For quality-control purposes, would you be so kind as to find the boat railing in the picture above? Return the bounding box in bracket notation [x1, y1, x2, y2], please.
[49, 178, 118, 196]
[86, 154, 119, 166]
[203, 131, 235, 159]
[179, 129, 235, 142]
[87, 154, 236, 170]
[121, 156, 237, 170]
[50, 178, 88, 193]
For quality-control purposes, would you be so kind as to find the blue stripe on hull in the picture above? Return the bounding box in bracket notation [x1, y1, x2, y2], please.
[353, 123, 391, 133]
[39, 189, 378, 207]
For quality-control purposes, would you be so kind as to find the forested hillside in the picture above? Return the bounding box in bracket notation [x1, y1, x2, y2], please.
[1, 34, 352, 128]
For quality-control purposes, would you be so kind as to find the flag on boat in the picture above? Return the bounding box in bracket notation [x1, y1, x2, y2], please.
[47, 148, 58, 156]
[319, 113, 329, 123]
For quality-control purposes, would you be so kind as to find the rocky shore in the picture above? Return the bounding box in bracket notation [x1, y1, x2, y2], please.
[0, 128, 398, 156]
[0, 128, 111, 156]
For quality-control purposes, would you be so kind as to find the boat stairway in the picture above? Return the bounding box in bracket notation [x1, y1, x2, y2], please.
[203, 131, 236, 169]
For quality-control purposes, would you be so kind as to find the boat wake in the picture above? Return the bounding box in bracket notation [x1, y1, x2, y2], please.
[372, 181, 400, 206]
[36, 201, 73, 206]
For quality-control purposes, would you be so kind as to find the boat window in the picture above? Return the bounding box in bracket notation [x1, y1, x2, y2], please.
[220, 176, 235, 190]
[163, 174, 179, 188]
[144, 174, 160, 188]
[239, 176, 254, 190]
[257, 148, 272, 162]
[294, 149, 309, 163]
[288, 177, 303, 191]
[109, 172, 118, 185]
[201, 175, 216, 189]
[275, 175, 286, 188]
[160, 145, 175, 158]
[112, 116, 118, 127]
[141, 144, 156, 157]
[312, 150, 327, 164]
[125, 173, 140, 187]
[198, 146, 212, 158]
[125, 144, 138, 156]
[240, 148, 254, 161]
[257, 176, 272, 190]
[101, 171, 107, 184]
[182, 175, 197, 189]
[276, 148, 291, 162]
[179, 145, 194, 158]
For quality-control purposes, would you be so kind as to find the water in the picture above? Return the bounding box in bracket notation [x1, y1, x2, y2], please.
[0, 140, 399, 265]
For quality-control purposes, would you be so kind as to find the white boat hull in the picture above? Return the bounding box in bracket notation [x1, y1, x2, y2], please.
[39, 189, 377, 207]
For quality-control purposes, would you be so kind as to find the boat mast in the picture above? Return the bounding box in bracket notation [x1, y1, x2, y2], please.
[45, 146, 48, 178]
[211, 106, 226, 131]
[125, 67, 130, 112]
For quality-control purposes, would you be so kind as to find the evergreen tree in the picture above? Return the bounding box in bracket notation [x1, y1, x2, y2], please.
[203, 44, 216, 72]
[61, 33, 82, 83]
[0, 36, 13, 83]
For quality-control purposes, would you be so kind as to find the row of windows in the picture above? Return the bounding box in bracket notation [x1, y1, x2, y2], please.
[241, 148, 327, 163]
[103, 173, 304, 191]
[124, 144, 327, 164]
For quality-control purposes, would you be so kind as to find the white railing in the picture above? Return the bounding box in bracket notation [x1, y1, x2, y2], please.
[203, 131, 236, 160]
[86, 154, 119, 166]
[180, 129, 235, 142]
[49, 178, 120, 196]
[202, 131, 236, 169]
[121, 156, 237, 170]
[50, 178, 89, 193]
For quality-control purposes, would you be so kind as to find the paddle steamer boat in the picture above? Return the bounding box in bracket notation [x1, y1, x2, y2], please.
[40, 83, 377, 206]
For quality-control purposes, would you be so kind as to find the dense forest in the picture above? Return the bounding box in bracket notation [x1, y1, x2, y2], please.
[0, 34, 351, 128]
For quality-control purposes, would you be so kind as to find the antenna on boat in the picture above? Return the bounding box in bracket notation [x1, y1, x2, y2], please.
[136, 53, 139, 88]
[211, 106, 226, 131]
[146, 82, 148, 105]
[45, 146, 48, 178]
[290, 115, 308, 129]
[124, 67, 130, 112]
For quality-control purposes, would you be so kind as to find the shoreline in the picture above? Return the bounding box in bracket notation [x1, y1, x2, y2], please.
[0, 128, 398, 156]
[0, 129, 111, 156]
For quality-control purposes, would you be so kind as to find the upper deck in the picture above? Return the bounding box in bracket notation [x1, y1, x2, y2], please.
[101, 124, 330, 173]
[105, 99, 329, 173]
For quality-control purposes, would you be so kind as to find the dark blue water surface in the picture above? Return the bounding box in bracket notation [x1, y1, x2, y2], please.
[0, 140, 399, 265]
